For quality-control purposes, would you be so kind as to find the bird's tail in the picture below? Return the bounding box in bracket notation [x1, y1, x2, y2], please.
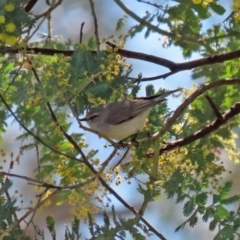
[135, 88, 182, 101]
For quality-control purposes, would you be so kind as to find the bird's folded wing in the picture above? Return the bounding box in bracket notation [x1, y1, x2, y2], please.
[106, 99, 160, 125]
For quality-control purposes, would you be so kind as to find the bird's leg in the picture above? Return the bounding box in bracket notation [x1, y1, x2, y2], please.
[129, 133, 139, 147]
[109, 140, 129, 149]
[117, 133, 139, 148]
[109, 133, 140, 149]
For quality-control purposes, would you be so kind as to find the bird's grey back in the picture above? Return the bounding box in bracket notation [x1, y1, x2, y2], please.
[86, 89, 182, 125]
[104, 97, 165, 125]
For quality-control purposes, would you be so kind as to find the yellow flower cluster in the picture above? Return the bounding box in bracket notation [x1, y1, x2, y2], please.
[5, 3, 15, 12]
[232, 0, 240, 11]
[69, 190, 98, 220]
[99, 41, 130, 85]
[234, 12, 240, 22]
[192, 0, 214, 7]
[0, 2, 17, 46]
[216, 133, 240, 164]
[0, 16, 5, 24]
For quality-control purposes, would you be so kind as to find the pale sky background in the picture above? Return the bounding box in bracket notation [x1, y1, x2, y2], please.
[2, 1, 240, 240]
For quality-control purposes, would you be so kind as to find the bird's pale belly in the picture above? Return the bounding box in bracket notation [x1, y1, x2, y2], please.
[105, 110, 150, 140]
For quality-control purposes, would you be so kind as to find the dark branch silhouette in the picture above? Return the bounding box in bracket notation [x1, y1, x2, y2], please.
[3, 44, 240, 80]
[24, 0, 38, 12]
[205, 95, 223, 120]
[147, 102, 240, 156]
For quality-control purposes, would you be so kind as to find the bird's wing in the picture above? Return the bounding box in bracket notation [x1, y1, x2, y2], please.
[106, 98, 164, 125]
[106, 89, 182, 125]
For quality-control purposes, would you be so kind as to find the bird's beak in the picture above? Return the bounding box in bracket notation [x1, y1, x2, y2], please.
[79, 117, 88, 121]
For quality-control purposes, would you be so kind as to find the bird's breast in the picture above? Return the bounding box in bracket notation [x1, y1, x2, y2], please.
[106, 110, 150, 140]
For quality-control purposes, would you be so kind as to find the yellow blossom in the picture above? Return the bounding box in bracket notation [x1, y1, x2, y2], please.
[202, 1, 209, 7]
[5, 3, 15, 12]
[5, 23, 16, 33]
[0, 16, 5, 24]
[192, 0, 202, 4]
[235, 159, 240, 164]
[0, 33, 6, 41]
[232, 0, 240, 11]
[234, 13, 240, 22]
[5, 36, 17, 45]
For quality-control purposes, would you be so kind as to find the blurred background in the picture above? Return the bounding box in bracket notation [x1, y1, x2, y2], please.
[2, 0, 240, 239]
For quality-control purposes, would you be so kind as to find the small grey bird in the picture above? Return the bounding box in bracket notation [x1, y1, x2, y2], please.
[80, 88, 181, 140]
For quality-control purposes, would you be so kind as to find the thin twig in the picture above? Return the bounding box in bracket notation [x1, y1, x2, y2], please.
[89, 0, 100, 53]
[205, 95, 223, 120]
[28, 16, 46, 40]
[2, 178, 20, 230]
[4, 63, 23, 97]
[79, 22, 85, 44]
[35, 144, 41, 178]
[112, 148, 130, 170]
[113, 0, 212, 49]
[106, 41, 176, 69]
[0, 189, 58, 239]
[0, 171, 58, 187]
[47, 6, 53, 40]
[157, 102, 240, 155]
[133, 198, 149, 224]
[153, 78, 240, 140]
[0, 94, 81, 162]
[4, 45, 240, 78]
[25, 0, 38, 12]
[24, 191, 43, 232]
[34, 0, 63, 19]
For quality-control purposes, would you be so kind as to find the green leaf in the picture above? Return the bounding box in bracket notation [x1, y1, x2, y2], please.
[175, 222, 186, 232]
[1, 179, 12, 191]
[145, 84, 155, 97]
[183, 200, 195, 217]
[56, 190, 70, 206]
[209, 219, 218, 231]
[195, 192, 208, 205]
[202, 208, 213, 223]
[220, 195, 240, 205]
[46, 215, 55, 233]
[214, 226, 234, 240]
[206, 152, 215, 162]
[234, 218, 240, 228]
[87, 36, 96, 50]
[165, 169, 184, 198]
[210, 3, 226, 15]
[88, 213, 95, 237]
[215, 204, 229, 220]
[116, 16, 127, 31]
[219, 181, 233, 200]
[189, 215, 198, 227]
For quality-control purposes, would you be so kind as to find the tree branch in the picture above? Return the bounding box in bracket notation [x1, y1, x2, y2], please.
[152, 78, 240, 140]
[0, 94, 80, 162]
[205, 95, 223, 120]
[24, 0, 38, 12]
[106, 41, 176, 69]
[34, 0, 63, 19]
[158, 102, 240, 155]
[113, 0, 204, 46]
[89, 0, 100, 53]
[3, 44, 240, 81]
[79, 22, 85, 44]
